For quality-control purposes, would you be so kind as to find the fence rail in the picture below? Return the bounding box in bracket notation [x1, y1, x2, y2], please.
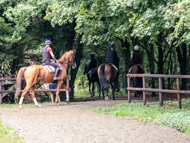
[0, 76, 70, 104]
[126, 74, 190, 109]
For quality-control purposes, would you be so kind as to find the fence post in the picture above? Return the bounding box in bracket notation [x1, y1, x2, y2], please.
[0, 81, 2, 104]
[143, 77, 146, 105]
[159, 78, 163, 107]
[127, 76, 131, 103]
[177, 78, 181, 109]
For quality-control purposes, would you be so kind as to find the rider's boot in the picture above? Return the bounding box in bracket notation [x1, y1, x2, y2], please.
[54, 68, 61, 80]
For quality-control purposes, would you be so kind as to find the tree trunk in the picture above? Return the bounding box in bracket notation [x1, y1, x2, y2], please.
[176, 44, 187, 90]
[70, 35, 83, 100]
[121, 40, 130, 92]
[148, 43, 156, 96]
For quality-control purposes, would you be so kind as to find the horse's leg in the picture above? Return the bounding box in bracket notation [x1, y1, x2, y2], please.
[105, 88, 109, 100]
[62, 84, 69, 104]
[102, 88, 105, 99]
[19, 84, 33, 109]
[110, 83, 115, 100]
[92, 82, 95, 97]
[98, 83, 101, 97]
[89, 81, 93, 97]
[30, 86, 41, 107]
[55, 81, 63, 105]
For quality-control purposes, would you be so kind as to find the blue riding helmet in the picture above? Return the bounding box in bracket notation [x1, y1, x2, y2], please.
[109, 44, 115, 48]
[45, 39, 52, 45]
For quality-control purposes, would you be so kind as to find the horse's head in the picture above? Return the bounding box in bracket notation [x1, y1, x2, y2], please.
[83, 64, 88, 75]
[59, 50, 77, 69]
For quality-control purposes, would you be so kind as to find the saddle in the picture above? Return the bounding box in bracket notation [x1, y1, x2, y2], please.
[110, 64, 118, 72]
[41, 64, 55, 73]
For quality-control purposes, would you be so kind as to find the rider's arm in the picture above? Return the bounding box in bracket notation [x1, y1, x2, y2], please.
[130, 54, 133, 62]
[50, 52, 56, 61]
[47, 47, 56, 61]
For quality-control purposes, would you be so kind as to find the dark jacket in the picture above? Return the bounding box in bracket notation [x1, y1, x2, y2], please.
[42, 47, 51, 62]
[105, 48, 119, 67]
[132, 50, 141, 64]
[87, 57, 98, 72]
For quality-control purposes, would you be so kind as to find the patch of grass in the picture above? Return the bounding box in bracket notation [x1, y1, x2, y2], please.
[0, 122, 24, 142]
[93, 99, 190, 135]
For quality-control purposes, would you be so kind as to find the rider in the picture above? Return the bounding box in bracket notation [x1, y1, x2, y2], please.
[105, 44, 119, 72]
[129, 45, 141, 70]
[42, 39, 61, 80]
[86, 53, 98, 73]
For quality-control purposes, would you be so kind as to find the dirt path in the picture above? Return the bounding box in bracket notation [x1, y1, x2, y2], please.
[0, 99, 190, 143]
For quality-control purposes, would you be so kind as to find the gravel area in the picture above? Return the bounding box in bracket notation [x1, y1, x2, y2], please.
[0, 99, 190, 143]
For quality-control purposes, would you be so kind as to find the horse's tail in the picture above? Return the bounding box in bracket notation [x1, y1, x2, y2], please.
[99, 64, 109, 89]
[136, 64, 144, 87]
[15, 67, 27, 96]
[137, 64, 144, 74]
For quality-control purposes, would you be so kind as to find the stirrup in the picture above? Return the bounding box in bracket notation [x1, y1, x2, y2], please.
[54, 76, 60, 80]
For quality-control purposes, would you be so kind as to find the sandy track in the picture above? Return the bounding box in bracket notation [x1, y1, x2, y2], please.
[0, 100, 190, 143]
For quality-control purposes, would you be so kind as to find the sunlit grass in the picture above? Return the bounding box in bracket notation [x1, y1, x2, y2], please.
[92, 99, 190, 135]
[0, 122, 25, 143]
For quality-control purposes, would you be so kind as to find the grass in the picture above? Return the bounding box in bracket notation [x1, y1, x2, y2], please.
[0, 122, 24, 143]
[92, 99, 190, 135]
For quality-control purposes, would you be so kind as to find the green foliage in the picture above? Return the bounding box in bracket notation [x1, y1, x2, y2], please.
[93, 99, 190, 135]
[0, 122, 24, 142]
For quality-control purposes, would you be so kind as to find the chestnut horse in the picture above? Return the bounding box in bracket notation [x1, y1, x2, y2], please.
[98, 63, 118, 100]
[129, 64, 144, 97]
[15, 50, 76, 108]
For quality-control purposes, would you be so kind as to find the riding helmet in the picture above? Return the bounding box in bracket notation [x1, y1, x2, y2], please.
[134, 45, 139, 51]
[109, 44, 115, 48]
[45, 39, 52, 45]
[90, 53, 95, 58]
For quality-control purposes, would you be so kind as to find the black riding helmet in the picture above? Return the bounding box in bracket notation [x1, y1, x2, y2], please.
[90, 53, 95, 58]
[109, 44, 115, 48]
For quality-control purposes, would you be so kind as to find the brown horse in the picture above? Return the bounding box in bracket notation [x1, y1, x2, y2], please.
[15, 50, 76, 108]
[128, 64, 144, 97]
[98, 63, 118, 100]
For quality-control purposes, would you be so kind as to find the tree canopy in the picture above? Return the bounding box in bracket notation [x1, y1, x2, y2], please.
[1, 0, 190, 97]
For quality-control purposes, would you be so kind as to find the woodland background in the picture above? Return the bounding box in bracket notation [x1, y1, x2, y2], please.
[1, 0, 190, 99]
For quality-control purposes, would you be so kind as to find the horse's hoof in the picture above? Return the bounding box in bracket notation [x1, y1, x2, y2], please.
[19, 105, 22, 109]
[38, 104, 41, 107]
[105, 96, 109, 100]
[66, 100, 69, 104]
[57, 103, 60, 105]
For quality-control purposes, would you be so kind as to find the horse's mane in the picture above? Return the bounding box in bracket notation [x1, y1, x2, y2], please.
[58, 51, 70, 64]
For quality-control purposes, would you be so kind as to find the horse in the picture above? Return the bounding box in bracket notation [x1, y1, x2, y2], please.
[15, 50, 76, 108]
[128, 64, 145, 97]
[97, 63, 118, 100]
[83, 65, 101, 97]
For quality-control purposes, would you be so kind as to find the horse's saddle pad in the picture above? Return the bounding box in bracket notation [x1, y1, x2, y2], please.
[44, 65, 55, 73]
[110, 64, 118, 72]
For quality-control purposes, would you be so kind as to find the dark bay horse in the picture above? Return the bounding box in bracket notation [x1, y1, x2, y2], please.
[15, 50, 76, 108]
[98, 63, 118, 100]
[83, 65, 101, 97]
[129, 64, 144, 97]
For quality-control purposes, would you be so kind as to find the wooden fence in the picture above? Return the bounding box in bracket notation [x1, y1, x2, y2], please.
[126, 74, 190, 109]
[0, 76, 70, 104]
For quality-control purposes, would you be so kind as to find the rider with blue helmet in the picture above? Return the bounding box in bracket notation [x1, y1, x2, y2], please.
[42, 39, 61, 80]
